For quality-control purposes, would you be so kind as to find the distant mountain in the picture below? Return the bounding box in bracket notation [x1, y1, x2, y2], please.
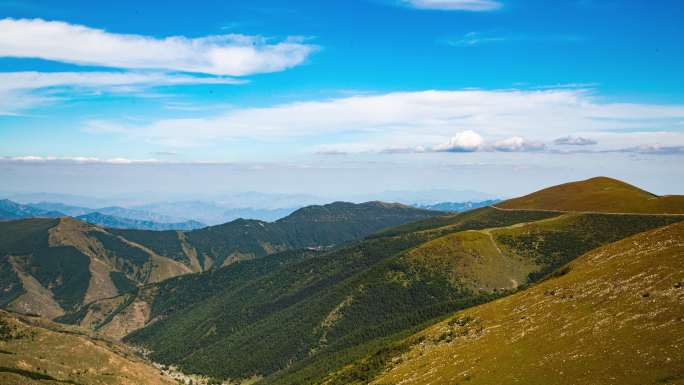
[497, 176, 684, 214]
[0, 199, 64, 221]
[3, 192, 111, 208]
[0, 201, 441, 321]
[418, 199, 500, 212]
[221, 207, 297, 222]
[133, 201, 299, 225]
[95, 206, 192, 224]
[29, 202, 197, 226]
[76, 212, 206, 231]
[356, 189, 499, 206]
[27, 201, 93, 216]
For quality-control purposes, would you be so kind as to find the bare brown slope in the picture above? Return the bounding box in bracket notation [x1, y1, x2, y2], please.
[497, 176, 684, 214]
[370, 220, 684, 385]
[0, 310, 176, 385]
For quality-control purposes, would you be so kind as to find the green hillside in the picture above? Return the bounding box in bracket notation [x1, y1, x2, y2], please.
[497, 176, 684, 213]
[120, 203, 681, 384]
[365, 220, 684, 385]
[0, 201, 440, 320]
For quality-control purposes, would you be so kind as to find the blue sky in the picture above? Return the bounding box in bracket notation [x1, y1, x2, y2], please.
[1, 0, 683, 197]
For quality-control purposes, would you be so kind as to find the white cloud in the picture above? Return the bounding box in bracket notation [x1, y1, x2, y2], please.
[0, 18, 317, 76]
[0, 156, 161, 164]
[554, 136, 597, 146]
[0, 71, 243, 115]
[86, 89, 684, 153]
[403, 0, 502, 11]
[617, 144, 684, 155]
[490, 136, 545, 152]
[445, 32, 581, 47]
[434, 130, 484, 152]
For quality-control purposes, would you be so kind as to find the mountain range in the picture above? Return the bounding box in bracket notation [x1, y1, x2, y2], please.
[417, 199, 500, 212]
[1, 177, 682, 385]
[0, 199, 205, 230]
[0, 201, 439, 320]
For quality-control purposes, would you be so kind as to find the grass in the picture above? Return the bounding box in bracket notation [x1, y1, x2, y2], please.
[498, 176, 684, 213]
[369, 221, 684, 385]
[0, 310, 175, 385]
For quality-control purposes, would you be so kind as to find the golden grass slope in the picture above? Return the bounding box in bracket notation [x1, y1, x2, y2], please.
[0, 310, 176, 385]
[497, 176, 684, 214]
[372, 220, 684, 385]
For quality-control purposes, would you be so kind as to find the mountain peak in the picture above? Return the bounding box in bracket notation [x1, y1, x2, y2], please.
[497, 176, 683, 214]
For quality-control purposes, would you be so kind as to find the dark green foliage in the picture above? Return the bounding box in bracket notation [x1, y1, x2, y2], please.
[125, 208, 546, 383]
[87, 231, 149, 267]
[23, 247, 90, 311]
[0, 218, 90, 311]
[496, 214, 683, 282]
[0, 257, 24, 307]
[109, 271, 137, 294]
[109, 229, 190, 265]
[184, 202, 439, 267]
[0, 218, 59, 254]
[147, 249, 317, 320]
[87, 230, 152, 282]
[94, 293, 137, 331]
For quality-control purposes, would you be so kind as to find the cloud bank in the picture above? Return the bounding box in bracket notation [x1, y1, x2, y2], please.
[0, 71, 243, 115]
[0, 18, 316, 76]
[554, 136, 597, 146]
[85, 89, 684, 152]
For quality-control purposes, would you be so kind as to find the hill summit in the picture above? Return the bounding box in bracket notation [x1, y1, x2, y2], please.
[497, 176, 684, 214]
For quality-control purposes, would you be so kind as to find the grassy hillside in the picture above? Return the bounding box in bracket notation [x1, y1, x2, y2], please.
[0, 310, 176, 385]
[120, 204, 681, 384]
[364, 221, 684, 385]
[497, 176, 684, 213]
[0, 201, 440, 320]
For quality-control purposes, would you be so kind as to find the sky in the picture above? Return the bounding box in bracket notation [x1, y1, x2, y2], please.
[0, 0, 683, 198]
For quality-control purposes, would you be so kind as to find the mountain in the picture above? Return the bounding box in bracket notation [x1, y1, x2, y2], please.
[0, 217, 194, 318]
[132, 201, 299, 225]
[73, 177, 681, 384]
[90, 206, 192, 223]
[221, 207, 296, 222]
[113, 201, 440, 269]
[361, 220, 684, 385]
[498, 176, 684, 214]
[0, 201, 441, 320]
[28, 202, 202, 228]
[417, 199, 500, 212]
[26, 201, 93, 217]
[0, 310, 176, 385]
[354, 189, 498, 206]
[0, 199, 64, 221]
[76, 212, 206, 231]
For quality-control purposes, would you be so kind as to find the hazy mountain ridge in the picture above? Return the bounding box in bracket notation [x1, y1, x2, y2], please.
[417, 199, 500, 212]
[0, 199, 64, 221]
[76, 212, 206, 231]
